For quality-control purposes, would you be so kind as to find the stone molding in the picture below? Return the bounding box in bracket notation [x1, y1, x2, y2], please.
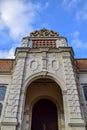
[69, 122, 86, 127]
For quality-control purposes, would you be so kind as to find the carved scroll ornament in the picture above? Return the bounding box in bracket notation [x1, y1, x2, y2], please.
[30, 28, 59, 38]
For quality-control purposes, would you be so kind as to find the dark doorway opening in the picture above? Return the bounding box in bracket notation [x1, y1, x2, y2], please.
[31, 99, 58, 130]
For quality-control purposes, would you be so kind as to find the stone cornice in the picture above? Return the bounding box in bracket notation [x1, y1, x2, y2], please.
[15, 47, 74, 56]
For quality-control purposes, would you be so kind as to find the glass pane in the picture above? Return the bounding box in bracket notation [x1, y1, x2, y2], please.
[0, 103, 3, 115]
[0, 86, 6, 101]
[83, 86, 87, 101]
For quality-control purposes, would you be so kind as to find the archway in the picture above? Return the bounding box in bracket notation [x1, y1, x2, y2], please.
[31, 99, 58, 130]
[22, 78, 64, 130]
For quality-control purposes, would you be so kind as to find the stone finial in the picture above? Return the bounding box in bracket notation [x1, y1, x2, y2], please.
[30, 28, 59, 38]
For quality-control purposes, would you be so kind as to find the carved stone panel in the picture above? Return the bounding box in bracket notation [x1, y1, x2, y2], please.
[52, 60, 59, 71]
[30, 60, 38, 71]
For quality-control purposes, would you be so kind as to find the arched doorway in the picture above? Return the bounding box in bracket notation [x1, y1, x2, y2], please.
[31, 99, 58, 130]
[22, 78, 64, 130]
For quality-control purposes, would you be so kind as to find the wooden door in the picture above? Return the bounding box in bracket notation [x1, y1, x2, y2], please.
[31, 99, 58, 130]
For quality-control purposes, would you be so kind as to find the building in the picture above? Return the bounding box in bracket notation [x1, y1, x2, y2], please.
[0, 28, 87, 130]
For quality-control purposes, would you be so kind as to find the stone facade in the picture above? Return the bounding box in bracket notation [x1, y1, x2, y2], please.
[0, 28, 87, 130]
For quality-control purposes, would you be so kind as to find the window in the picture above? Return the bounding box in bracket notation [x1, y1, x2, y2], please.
[83, 86, 87, 101]
[0, 86, 6, 101]
[0, 86, 6, 116]
[0, 103, 3, 115]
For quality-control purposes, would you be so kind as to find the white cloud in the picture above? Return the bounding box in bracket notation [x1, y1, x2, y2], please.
[62, 0, 82, 8]
[0, 48, 15, 59]
[76, 2, 87, 22]
[0, 0, 49, 58]
[0, 0, 42, 40]
[0, 41, 20, 58]
[70, 31, 87, 50]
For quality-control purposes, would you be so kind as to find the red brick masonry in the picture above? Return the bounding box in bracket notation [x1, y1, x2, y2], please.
[76, 59, 87, 71]
[0, 59, 14, 72]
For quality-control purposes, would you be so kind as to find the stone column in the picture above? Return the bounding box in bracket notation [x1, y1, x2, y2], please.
[1, 53, 26, 130]
[62, 55, 85, 130]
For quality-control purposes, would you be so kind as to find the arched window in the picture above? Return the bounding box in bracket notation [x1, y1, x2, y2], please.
[83, 86, 87, 101]
[0, 103, 3, 115]
[0, 86, 6, 101]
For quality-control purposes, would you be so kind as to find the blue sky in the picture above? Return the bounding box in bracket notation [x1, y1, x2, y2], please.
[0, 0, 87, 58]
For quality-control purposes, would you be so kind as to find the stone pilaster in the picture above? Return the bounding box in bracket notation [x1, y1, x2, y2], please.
[1, 53, 26, 130]
[62, 55, 85, 129]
